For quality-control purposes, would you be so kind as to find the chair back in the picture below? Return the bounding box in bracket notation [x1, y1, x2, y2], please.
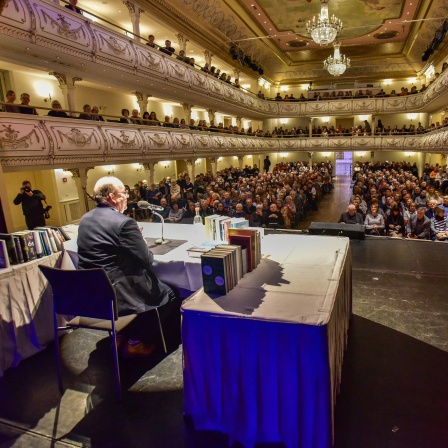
[39, 266, 118, 320]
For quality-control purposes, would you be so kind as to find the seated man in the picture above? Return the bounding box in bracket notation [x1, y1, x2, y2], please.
[406, 206, 431, 240]
[338, 204, 364, 225]
[232, 203, 246, 218]
[264, 203, 285, 229]
[77, 176, 179, 357]
[249, 204, 265, 227]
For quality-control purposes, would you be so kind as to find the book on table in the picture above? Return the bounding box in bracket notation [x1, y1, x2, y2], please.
[201, 251, 230, 295]
[0, 240, 10, 269]
[0, 233, 21, 265]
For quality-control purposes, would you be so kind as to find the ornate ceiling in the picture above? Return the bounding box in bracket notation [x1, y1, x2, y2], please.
[142, 0, 448, 84]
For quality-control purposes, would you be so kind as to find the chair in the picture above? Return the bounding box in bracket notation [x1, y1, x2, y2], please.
[39, 266, 167, 401]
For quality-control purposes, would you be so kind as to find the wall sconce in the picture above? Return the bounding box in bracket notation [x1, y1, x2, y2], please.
[322, 152, 331, 157]
[356, 151, 366, 158]
[161, 161, 170, 169]
[104, 165, 115, 175]
[133, 163, 143, 172]
[322, 116, 330, 123]
[280, 118, 287, 125]
[404, 152, 413, 157]
[407, 113, 417, 120]
[43, 93, 52, 103]
[247, 155, 252, 159]
[279, 152, 288, 158]
[195, 158, 201, 165]
[99, 105, 107, 111]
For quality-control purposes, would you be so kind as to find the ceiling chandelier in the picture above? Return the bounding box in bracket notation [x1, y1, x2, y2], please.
[324, 42, 350, 77]
[306, 0, 342, 46]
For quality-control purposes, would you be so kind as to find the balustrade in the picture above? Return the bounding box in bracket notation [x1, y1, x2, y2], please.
[1, 0, 448, 119]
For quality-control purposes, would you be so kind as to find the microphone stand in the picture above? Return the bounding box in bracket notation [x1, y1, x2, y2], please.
[151, 211, 171, 245]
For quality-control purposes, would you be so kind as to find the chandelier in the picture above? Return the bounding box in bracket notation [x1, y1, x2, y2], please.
[306, 0, 342, 46]
[324, 42, 350, 77]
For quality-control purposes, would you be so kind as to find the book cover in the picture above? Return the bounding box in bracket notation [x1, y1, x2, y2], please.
[201, 252, 228, 295]
[0, 240, 11, 269]
[13, 236, 24, 263]
[24, 232, 37, 261]
[228, 229, 260, 269]
[0, 233, 20, 265]
[12, 232, 29, 262]
[58, 226, 71, 241]
[210, 248, 235, 290]
[31, 231, 43, 258]
[36, 230, 52, 256]
[228, 233, 253, 272]
[35, 227, 58, 253]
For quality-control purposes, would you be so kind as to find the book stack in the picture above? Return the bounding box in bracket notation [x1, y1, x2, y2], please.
[204, 216, 249, 242]
[0, 226, 71, 268]
[228, 228, 261, 273]
[201, 244, 243, 295]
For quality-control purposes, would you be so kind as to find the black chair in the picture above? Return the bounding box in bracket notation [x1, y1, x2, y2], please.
[39, 266, 166, 401]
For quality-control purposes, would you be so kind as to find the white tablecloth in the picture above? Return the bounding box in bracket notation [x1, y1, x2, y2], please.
[181, 235, 352, 448]
[0, 252, 62, 377]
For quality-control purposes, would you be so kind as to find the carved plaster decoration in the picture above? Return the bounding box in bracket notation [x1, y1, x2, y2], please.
[332, 140, 349, 147]
[281, 105, 298, 113]
[142, 162, 157, 170]
[385, 139, 401, 146]
[57, 128, 98, 148]
[228, 138, 237, 147]
[307, 103, 327, 112]
[41, 12, 86, 40]
[332, 102, 350, 111]
[140, 50, 162, 68]
[133, 91, 144, 101]
[192, 73, 207, 85]
[170, 63, 186, 77]
[100, 34, 127, 55]
[0, 124, 40, 150]
[213, 137, 225, 147]
[49, 72, 83, 86]
[282, 141, 298, 149]
[175, 135, 191, 146]
[185, 159, 193, 166]
[309, 140, 324, 147]
[195, 136, 209, 146]
[111, 130, 137, 148]
[147, 133, 166, 146]
[122, 1, 143, 14]
[357, 139, 372, 146]
[386, 99, 405, 109]
[209, 157, 216, 164]
[354, 101, 374, 111]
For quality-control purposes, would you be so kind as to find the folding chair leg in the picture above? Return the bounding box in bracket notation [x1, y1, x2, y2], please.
[155, 308, 167, 354]
[111, 329, 123, 402]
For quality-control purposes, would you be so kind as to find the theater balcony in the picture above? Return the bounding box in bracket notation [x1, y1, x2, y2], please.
[1, 0, 448, 119]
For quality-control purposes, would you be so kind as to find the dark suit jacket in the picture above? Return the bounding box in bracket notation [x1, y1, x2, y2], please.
[77, 204, 171, 315]
[338, 211, 364, 225]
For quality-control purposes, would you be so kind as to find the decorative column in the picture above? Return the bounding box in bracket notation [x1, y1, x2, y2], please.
[133, 91, 151, 115]
[237, 155, 244, 169]
[309, 118, 314, 137]
[65, 167, 93, 215]
[207, 109, 216, 124]
[123, 1, 144, 42]
[182, 103, 194, 122]
[371, 115, 375, 135]
[370, 151, 375, 164]
[186, 159, 195, 181]
[236, 116, 242, 129]
[203, 50, 213, 67]
[233, 69, 240, 82]
[50, 72, 82, 116]
[143, 162, 157, 185]
[307, 152, 314, 167]
[176, 33, 189, 53]
[209, 157, 217, 175]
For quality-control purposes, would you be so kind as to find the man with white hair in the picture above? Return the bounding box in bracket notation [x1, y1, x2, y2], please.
[77, 176, 179, 358]
[338, 204, 364, 225]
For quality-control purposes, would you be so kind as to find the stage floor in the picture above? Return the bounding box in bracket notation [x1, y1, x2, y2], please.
[0, 235, 447, 448]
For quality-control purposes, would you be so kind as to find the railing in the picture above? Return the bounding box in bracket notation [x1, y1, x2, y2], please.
[1, 114, 447, 171]
[1, 0, 448, 118]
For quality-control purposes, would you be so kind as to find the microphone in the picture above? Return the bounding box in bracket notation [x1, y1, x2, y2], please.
[137, 201, 164, 212]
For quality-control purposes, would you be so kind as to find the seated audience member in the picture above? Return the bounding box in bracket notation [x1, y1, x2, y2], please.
[146, 35, 156, 48]
[77, 176, 180, 358]
[414, 189, 427, 208]
[214, 201, 228, 216]
[147, 111, 160, 125]
[146, 184, 161, 204]
[131, 109, 142, 125]
[79, 104, 93, 120]
[179, 118, 189, 129]
[425, 199, 439, 220]
[159, 40, 175, 56]
[406, 206, 431, 240]
[364, 203, 385, 235]
[250, 204, 265, 227]
[152, 197, 171, 222]
[18, 93, 38, 115]
[120, 109, 132, 124]
[232, 203, 246, 218]
[201, 63, 210, 73]
[385, 205, 405, 238]
[91, 106, 105, 121]
[243, 198, 256, 216]
[142, 111, 151, 123]
[172, 117, 180, 128]
[169, 180, 181, 197]
[274, 93, 283, 101]
[338, 204, 364, 225]
[264, 203, 284, 229]
[234, 79, 241, 88]
[431, 206, 448, 241]
[163, 116, 174, 127]
[176, 50, 189, 63]
[165, 202, 183, 223]
[198, 199, 213, 219]
[48, 100, 68, 118]
[183, 202, 197, 220]
[189, 57, 195, 67]
[65, 0, 82, 14]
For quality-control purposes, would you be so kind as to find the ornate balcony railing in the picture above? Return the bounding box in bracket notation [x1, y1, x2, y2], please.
[1, 114, 447, 170]
[1, 0, 448, 119]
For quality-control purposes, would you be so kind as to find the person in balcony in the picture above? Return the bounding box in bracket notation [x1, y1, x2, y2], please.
[18, 93, 38, 115]
[159, 40, 175, 56]
[79, 104, 94, 120]
[131, 109, 142, 125]
[146, 34, 156, 48]
[163, 116, 175, 127]
[219, 73, 227, 82]
[91, 106, 104, 121]
[119, 108, 132, 124]
[146, 111, 160, 126]
[176, 50, 189, 63]
[65, 0, 82, 14]
[2, 90, 20, 113]
[47, 100, 68, 118]
[274, 92, 283, 101]
[201, 63, 209, 73]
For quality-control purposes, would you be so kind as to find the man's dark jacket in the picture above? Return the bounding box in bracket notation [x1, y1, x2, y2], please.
[77, 204, 171, 315]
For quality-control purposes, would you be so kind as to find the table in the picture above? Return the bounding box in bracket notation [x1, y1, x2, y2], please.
[63, 223, 208, 291]
[181, 235, 352, 448]
[0, 252, 62, 377]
